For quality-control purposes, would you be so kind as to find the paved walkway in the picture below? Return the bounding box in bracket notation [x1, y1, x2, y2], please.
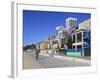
[23, 52, 41, 69]
[23, 51, 90, 69]
[40, 53, 91, 65]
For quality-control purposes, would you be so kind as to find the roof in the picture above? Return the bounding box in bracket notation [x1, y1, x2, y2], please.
[72, 29, 86, 34]
[66, 17, 77, 21]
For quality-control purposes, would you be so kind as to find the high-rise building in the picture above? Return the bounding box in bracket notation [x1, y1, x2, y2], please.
[66, 17, 78, 29]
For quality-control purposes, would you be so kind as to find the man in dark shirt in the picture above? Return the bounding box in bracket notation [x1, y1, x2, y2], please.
[35, 49, 40, 60]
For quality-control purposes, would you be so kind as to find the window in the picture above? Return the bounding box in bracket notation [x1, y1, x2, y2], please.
[77, 32, 82, 42]
[77, 45, 82, 50]
[73, 35, 75, 43]
[73, 46, 75, 49]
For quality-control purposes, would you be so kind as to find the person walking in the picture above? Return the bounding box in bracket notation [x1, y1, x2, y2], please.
[64, 44, 68, 55]
[35, 49, 40, 60]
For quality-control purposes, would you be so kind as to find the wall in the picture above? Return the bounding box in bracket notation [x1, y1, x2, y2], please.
[66, 51, 82, 57]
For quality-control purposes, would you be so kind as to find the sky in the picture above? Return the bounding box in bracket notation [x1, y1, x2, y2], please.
[23, 10, 91, 46]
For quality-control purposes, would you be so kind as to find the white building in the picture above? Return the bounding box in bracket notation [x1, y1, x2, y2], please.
[79, 19, 91, 30]
[56, 26, 68, 48]
[56, 26, 64, 45]
[66, 17, 78, 29]
[71, 18, 91, 56]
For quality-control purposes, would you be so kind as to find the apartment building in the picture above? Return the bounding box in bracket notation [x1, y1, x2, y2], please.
[71, 19, 91, 56]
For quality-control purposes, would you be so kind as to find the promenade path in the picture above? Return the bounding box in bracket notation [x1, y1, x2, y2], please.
[23, 52, 41, 69]
[23, 51, 90, 69]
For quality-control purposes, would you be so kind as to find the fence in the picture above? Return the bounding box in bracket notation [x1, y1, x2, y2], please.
[66, 49, 83, 57]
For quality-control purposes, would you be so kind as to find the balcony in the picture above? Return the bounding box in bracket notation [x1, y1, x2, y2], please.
[84, 43, 91, 48]
[83, 31, 91, 39]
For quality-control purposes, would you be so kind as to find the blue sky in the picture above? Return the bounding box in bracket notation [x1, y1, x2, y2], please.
[23, 10, 90, 46]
